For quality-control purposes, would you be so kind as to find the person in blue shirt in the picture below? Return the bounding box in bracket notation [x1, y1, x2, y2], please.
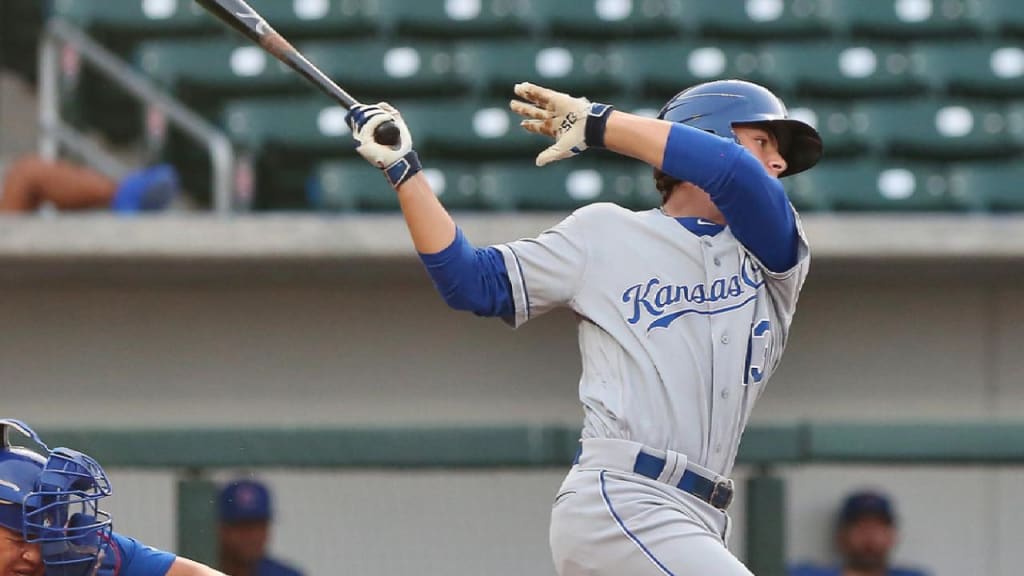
[790, 491, 929, 576]
[216, 480, 302, 576]
[0, 418, 225, 576]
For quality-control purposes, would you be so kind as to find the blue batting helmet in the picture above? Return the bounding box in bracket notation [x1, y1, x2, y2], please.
[0, 419, 113, 576]
[658, 79, 822, 177]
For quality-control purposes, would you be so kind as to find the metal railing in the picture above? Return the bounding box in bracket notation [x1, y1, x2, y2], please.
[38, 19, 236, 215]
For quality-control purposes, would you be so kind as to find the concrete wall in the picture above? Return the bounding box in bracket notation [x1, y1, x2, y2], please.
[4, 265, 1022, 576]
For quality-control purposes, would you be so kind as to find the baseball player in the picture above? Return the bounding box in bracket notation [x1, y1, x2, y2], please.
[346, 78, 821, 575]
[0, 418, 227, 576]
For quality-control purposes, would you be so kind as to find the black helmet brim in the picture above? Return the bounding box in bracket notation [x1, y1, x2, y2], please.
[736, 118, 823, 178]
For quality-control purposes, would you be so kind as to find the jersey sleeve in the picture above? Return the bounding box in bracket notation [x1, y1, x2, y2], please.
[492, 210, 589, 328]
[96, 532, 176, 576]
[753, 210, 811, 376]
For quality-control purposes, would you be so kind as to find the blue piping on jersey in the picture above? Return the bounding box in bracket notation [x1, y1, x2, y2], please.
[599, 471, 677, 576]
[648, 293, 758, 332]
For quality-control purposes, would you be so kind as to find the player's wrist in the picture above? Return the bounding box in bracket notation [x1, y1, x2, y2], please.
[383, 149, 422, 188]
[584, 103, 615, 149]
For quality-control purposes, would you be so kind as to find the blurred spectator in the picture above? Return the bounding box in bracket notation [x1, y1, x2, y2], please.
[218, 479, 304, 576]
[790, 490, 929, 576]
[0, 155, 179, 213]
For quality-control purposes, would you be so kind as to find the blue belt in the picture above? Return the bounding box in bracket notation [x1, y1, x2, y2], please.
[574, 447, 735, 511]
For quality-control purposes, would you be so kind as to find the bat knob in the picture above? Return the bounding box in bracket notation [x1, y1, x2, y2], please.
[374, 121, 402, 147]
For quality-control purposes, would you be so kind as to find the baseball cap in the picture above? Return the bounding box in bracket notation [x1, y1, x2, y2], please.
[219, 479, 272, 523]
[838, 490, 895, 526]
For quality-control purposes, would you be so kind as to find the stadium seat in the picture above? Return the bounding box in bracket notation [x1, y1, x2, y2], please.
[479, 161, 642, 211]
[912, 42, 1024, 98]
[222, 97, 355, 154]
[532, 0, 684, 38]
[854, 99, 1018, 159]
[51, 0, 214, 39]
[786, 101, 870, 158]
[381, 0, 534, 36]
[244, 0, 382, 38]
[760, 42, 925, 98]
[311, 161, 482, 212]
[135, 39, 302, 113]
[977, 0, 1024, 36]
[608, 41, 770, 99]
[948, 161, 1024, 211]
[831, 0, 983, 39]
[399, 100, 546, 157]
[793, 161, 963, 212]
[456, 41, 622, 99]
[690, 0, 833, 39]
[298, 40, 469, 99]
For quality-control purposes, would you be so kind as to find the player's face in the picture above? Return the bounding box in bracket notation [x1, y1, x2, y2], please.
[0, 525, 43, 576]
[219, 520, 269, 564]
[732, 125, 788, 178]
[837, 516, 896, 572]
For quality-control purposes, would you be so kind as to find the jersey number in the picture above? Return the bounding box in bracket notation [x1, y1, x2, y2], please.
[746, 319, 771, 385]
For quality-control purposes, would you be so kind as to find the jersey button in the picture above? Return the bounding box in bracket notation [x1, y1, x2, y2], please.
[720, 334, 730, 344]
[721, 389, 730, 399]
[713, 257, 721, 266]
[715, 444, 723, 453]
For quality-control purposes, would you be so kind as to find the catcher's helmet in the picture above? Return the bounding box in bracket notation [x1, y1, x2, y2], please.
[658, 79, 822, 177]
[0, 419, 113, 576]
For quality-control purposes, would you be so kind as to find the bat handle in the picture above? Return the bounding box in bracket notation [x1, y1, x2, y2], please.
[374, 121, 402, 147]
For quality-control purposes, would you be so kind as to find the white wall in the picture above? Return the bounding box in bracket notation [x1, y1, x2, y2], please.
[5, 268, 1023, 575]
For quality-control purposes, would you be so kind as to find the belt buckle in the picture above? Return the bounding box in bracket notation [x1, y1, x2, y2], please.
[709, 478, 735, 510]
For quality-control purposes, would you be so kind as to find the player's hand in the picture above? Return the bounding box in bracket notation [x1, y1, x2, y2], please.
[510, 82, 613, 167]
[347, 102, 421, 188]
[347, 102, 413, 168]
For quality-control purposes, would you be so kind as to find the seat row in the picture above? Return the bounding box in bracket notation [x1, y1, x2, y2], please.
[53, 0, 1024, 43]
[130, 38, 1024, 107]
[303, 159, 1024, 213]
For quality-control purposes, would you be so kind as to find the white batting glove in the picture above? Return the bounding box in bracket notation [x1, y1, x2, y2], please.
[347, 102, 421, 187]
[509, 82, 614, 167]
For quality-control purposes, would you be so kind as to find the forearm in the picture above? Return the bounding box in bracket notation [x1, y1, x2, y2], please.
[394, 172, 457, 254]
[602, 111, 672, 169]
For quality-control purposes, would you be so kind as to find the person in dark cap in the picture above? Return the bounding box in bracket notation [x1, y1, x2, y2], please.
[217, 479, 304, 576]
[790, 490, 929, 576]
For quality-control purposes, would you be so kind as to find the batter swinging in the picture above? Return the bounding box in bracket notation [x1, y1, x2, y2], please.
[346, 79, 823, 576]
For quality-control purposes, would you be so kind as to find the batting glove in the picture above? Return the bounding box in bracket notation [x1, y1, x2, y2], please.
[510, 82, 614, 167]
[347, 103, 421, 188]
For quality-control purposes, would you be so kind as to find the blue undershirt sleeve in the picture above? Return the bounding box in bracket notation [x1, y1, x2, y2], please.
[418, 227, 515, 318]
[660, 123, 799, 273]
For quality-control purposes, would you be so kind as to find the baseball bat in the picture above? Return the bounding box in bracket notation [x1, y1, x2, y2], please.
[194, 0, 401, 146]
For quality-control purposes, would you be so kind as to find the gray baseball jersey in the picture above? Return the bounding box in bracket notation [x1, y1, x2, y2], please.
[494, 202, 809, 478]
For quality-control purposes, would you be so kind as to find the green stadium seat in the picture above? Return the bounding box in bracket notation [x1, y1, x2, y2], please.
[299, 40, 469, 99]
[609, 42, 770, 99]
[381, 0, 534, 36]
[311, 161, 482, 212]
[691, 0, 833, 38]
[977, 0, 1024, 36]
[135, 39, 302, 112]
[786, 101, 869, 157]
[831, 0, 983, 38]
[1010, 102, 1024, 146]
[399, 100, 547, 158]
[532, 0, 684, 38]
[479, 161, 642, 211]
[51, 0, 214, 38]
[457, 41, 621, 99]
[855, 100, 1019, 159]
[760, 43, 924, 98]
[793, 161, 963, 212]
[244, 0, 382, 38]
[912, 42, 1024, 98]
[948, 161, 1024, 211]
[222, 97, 354, 154]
